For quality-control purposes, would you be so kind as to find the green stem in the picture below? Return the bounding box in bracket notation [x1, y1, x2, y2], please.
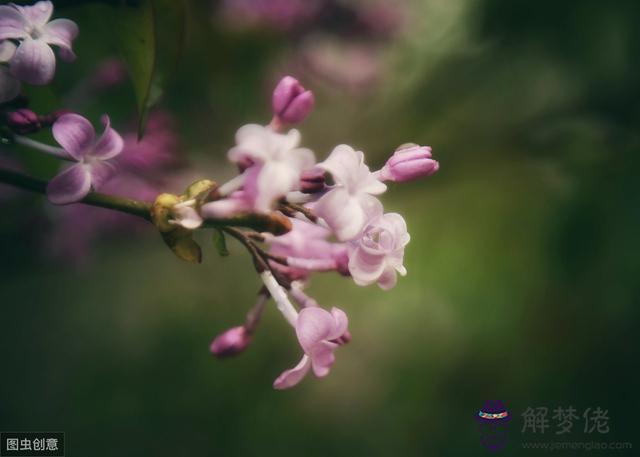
[0, 167, 152, 221]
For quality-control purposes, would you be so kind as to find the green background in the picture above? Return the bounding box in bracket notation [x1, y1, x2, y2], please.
[1, 0, 638, 455]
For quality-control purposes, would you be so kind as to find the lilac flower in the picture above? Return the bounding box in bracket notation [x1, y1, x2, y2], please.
[202, 124, 314, 216]
[376, 144, 439, 182]
[348, 212, 410, 290]
[210, 326, 252, 358]
[46, 113, 123, 205]
[47, 113, 183, 264]
[0, 1, 78, 85]
[273, 306, 349, 390]
[314, 144, 386, 241]
[272, 75, 314, 125]
[266, 218, 348, 279]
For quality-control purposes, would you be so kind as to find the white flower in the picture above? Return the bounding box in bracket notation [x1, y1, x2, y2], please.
[348, 212, 410, 290]
[314, 144, 386, 241]
[0, 1, 78, 85]
[208, 123, 315, 214]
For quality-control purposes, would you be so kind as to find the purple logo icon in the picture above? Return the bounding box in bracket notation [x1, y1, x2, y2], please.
[476, 400, 511, 452]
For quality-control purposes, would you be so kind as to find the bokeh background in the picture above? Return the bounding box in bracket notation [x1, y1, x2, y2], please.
[1, 0, 639, 455]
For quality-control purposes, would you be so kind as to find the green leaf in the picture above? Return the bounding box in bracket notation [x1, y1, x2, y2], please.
[212, 229, 230, 257]
[114, 0, 186, 138]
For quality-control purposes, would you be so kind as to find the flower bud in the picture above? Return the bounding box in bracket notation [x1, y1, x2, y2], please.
[272, 76, 315, 125]
[6, 109, 40, 134]
[299, 168, 325, 194]
[210, 326, 252, 358]
[377, 145, 439, 182]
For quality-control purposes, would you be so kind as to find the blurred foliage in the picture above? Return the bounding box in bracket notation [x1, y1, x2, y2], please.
[0, 0, 639, 456]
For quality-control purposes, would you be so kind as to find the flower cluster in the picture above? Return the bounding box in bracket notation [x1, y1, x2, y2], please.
[0, 1, 78, 102]
[199, 76, 438, 389]
[0, 1, 439, 391]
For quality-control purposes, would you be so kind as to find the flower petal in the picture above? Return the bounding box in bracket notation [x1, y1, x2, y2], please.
[377, 267, 398, 290]
[317, 144, 361, 188]
[92, 115, 123, 160]
[14, 1, 53, 27]
[315, 188, 382, 241]
[252, 162, 299, 212]
[0, 40, 17, 62]
[273, 355, 311, 390]
[52, 113, 96, 160]
[348, 245, 387, 287]
[46, 163, 91, 205]
[0, 6, 28, 41]
[42, 18, 78, 62]
[88, 161, 116, 190]
[309, 341, 337, 377]
[171, 204, 203, 229]
[296, 307, 337, 353]
[9, 37, 55, 85]
[327, 307, 349, 340]
[200, 192, 252, 219]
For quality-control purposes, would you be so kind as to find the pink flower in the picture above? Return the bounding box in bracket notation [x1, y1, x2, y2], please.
[0, 1, 78, 85]
[348, 212, 410, 290]
[46, 113, 123, 205]
[267, 218, 348, 278]
[202, 124, 315, 215]
[210, 326, 252, 358]
[314, 144, 386, 241]
[376, 145, 439, 182]
[273, 306, 349, 390]
[272, 75, 315, 125]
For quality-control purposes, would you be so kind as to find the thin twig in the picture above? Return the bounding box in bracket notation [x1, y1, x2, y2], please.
[0, 167, 152, 220]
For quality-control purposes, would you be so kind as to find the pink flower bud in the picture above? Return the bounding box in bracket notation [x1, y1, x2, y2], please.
[299, 168, 325, 193]
[6, 109, 40, 134]
[378, 145, 439, 182]
[210, 326, 252, 358]
[272, 76, 315, 125]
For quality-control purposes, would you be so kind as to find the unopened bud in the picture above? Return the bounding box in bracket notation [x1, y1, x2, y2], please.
[377, 145, 439, 182]
[6, 109, 40, 134]
[272, 76, 314, 125]
[299, 168, 326, 194]
[210, 326, 252, 358]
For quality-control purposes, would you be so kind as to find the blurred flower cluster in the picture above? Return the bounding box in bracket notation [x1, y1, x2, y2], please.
[217, 0, 406, 92]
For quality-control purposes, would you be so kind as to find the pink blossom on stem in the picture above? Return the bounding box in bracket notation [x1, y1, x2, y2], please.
[266, 218, 349, 279]
[348, 212, 410, 290]
[202, 124, 314, 215]
[272, 75, 315, 126]
[314, 144, 386, 241]
[0, 1, 78, 85]
[376, 144, 439, 182]
[46, 113, 123, 205]
[273, 306, 349, 390]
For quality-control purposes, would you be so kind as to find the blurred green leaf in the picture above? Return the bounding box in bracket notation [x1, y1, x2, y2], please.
[114, 0, 186, 138]
[212, 229, 229, 257]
